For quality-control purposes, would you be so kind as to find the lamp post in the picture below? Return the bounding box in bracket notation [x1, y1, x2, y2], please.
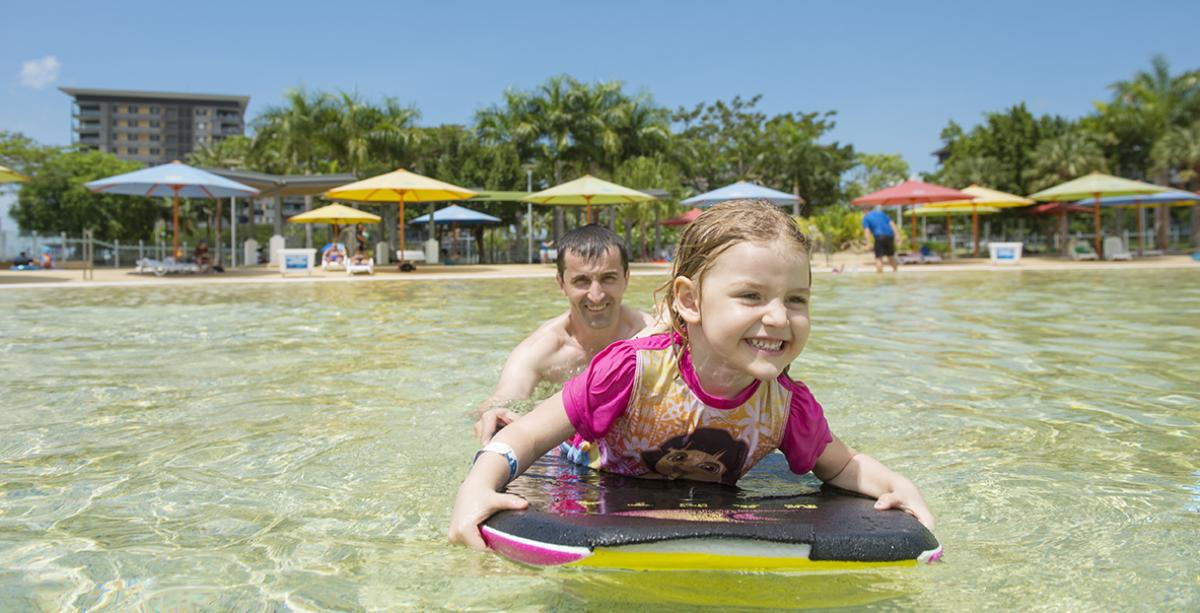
[525, 165, 534, 264]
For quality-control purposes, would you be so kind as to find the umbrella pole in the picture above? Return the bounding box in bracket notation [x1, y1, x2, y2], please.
[945, 212, 953, 259]
[1093, 194, 1102, 258]
[172, 189, 181, 260]
[1136, 203, 1145, 256]
[972, 206, 979, 258]
[586, 196, 593, 225]
[398, 191, 407, 266]
[910, 204, 917, 253]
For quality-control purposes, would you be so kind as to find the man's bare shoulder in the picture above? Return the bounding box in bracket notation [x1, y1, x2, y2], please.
[509, 312, 574, 362]
[619, 305, 658, 339]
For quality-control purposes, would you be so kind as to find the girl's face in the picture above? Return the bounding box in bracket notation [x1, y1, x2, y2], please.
[675, 239, 810, 395]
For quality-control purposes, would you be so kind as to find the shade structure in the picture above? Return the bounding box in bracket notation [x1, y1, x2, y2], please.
[661, 208, 703, 226]
[1, 164, 28, 183]
[86, 161, 259, 259]
[522, 175, 654, 223]
[1029, 172, 1166, 257]
[913, 204, 1000, 257]
[409, 204, 500, 225]
[324, 169, 477, 266]
[852, 180, 972, 251]
[912, 204, 1000, 217]
[682, 181, 803, 209]
[919, 185, 1034, 257]
[1071, 189, 1200, 208]
[1070, 189, 1200, 256]
[288, 203, 381, 250]
[288, 203, 382, 225]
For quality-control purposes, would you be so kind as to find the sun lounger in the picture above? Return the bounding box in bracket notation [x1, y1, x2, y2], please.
[346, 255, 374, 275]
[322, 245, 348, 271]
[396, 249, 427, 263]
[897, 252, 922, 265]
[1068, 239, 1098, 261]
[136, 257, 199, 276]
[1103, 236, 1132, 261]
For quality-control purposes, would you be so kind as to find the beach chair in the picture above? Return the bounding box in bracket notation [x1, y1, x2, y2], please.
[346, 254, 374, 275]
[919, 246, 943, 264]
[322, 244, 348, 271]
[896, 252, 922, 265]
[136, 257, 199, 276]
[1068, 239, 1098, 261]
[1103, 236, 1132, 261]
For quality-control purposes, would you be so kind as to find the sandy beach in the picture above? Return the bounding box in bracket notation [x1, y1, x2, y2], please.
[2, 251, 1196, 289]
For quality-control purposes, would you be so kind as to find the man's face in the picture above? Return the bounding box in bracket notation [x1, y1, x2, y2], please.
[557, 246, 628, 330]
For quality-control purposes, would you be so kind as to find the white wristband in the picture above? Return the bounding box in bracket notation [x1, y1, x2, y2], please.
[474, 441, 519, 483]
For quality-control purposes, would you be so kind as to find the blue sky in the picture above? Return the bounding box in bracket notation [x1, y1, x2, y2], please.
[4, 0, 1199, 174]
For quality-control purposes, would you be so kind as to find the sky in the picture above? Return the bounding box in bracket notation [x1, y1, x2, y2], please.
[4, 0, 1199, 175]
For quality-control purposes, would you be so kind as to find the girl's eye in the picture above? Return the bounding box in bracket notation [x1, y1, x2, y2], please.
[738, 293, 760, 300]
[788, 296, 808, 305]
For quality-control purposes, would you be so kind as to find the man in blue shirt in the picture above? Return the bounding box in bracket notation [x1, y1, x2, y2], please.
[862, 205, 899, 273]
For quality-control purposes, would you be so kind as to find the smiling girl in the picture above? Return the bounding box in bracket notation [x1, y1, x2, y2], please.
[449, 199, 934, 550]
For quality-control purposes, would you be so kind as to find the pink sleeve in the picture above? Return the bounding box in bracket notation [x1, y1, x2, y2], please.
[778, 379, 832, 475]
[562, 340, 638, 441]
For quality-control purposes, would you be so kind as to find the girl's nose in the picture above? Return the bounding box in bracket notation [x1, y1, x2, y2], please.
[762, 300, 788, 327]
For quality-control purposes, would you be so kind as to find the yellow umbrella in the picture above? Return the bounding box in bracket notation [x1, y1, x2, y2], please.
[920, 185, 1032, 257]
[0, 165, 29, 183]
[522, 174, 654, 224]
[324, 169, 477, 265]
[288, 203, 381, 250]
[1029, 172, 1165, 258]
[912, 204, 1001, 259]
[913, 204, 1000, 216]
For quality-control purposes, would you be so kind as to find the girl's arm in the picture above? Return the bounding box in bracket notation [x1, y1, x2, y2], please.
[448, 391, 575, 550]
[812, 435, 935, 531]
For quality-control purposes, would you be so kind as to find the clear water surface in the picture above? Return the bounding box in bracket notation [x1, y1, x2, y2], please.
[0, 269, 1197, 611]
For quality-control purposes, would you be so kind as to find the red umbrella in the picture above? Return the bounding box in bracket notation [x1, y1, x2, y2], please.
[1023, 202, 1089, 256]
[852, 180, 971, 252]
[661, 208, 702, 226]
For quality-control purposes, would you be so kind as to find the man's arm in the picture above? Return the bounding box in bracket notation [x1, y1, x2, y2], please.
[472, 332, 557, 443]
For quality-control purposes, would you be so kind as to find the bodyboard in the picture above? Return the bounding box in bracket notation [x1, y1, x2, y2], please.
[481, 452, 941, 572]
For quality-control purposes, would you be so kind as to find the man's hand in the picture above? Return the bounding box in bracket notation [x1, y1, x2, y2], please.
[474, 408, 520, 444]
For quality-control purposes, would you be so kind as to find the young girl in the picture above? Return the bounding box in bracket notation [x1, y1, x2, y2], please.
[449, 199, 934, 550]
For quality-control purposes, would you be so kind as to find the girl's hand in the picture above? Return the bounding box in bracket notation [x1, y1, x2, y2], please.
[447, 485, 529, 551]
[874, 487, 936, 531]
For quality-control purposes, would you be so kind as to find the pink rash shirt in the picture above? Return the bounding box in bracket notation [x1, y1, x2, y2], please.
[562, 333, 832, 485]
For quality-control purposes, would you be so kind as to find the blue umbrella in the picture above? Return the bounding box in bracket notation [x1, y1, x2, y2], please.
[408, 204, 500, 225]
[86, 161, 259, 258]
[1071, 190, 1200, 207]
[682, 181, 804, 209]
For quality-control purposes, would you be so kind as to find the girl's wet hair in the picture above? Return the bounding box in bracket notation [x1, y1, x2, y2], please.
[657, 199, 811, 339]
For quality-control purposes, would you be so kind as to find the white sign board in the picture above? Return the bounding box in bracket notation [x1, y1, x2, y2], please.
[279, 248, 316, 276]
[988, 242, 1023, 264]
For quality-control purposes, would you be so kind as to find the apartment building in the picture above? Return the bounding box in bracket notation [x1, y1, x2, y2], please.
[59, 87, 249, 165]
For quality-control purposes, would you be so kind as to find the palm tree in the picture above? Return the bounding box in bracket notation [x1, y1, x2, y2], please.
[1025, 132, 1108, 192]
[1152, 121, 1200, 246]
[1109, 55, 1200, 140]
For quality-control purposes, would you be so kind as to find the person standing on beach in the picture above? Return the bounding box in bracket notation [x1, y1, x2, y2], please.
[863, 205, 899, 273]
[473, 225, 655, 444]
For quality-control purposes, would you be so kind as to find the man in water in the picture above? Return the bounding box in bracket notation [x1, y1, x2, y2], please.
[473, 224, 655, 443]
[862, 205, 900, 273]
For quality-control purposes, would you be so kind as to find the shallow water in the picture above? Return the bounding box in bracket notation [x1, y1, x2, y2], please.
[0, 269, 1197, 611]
